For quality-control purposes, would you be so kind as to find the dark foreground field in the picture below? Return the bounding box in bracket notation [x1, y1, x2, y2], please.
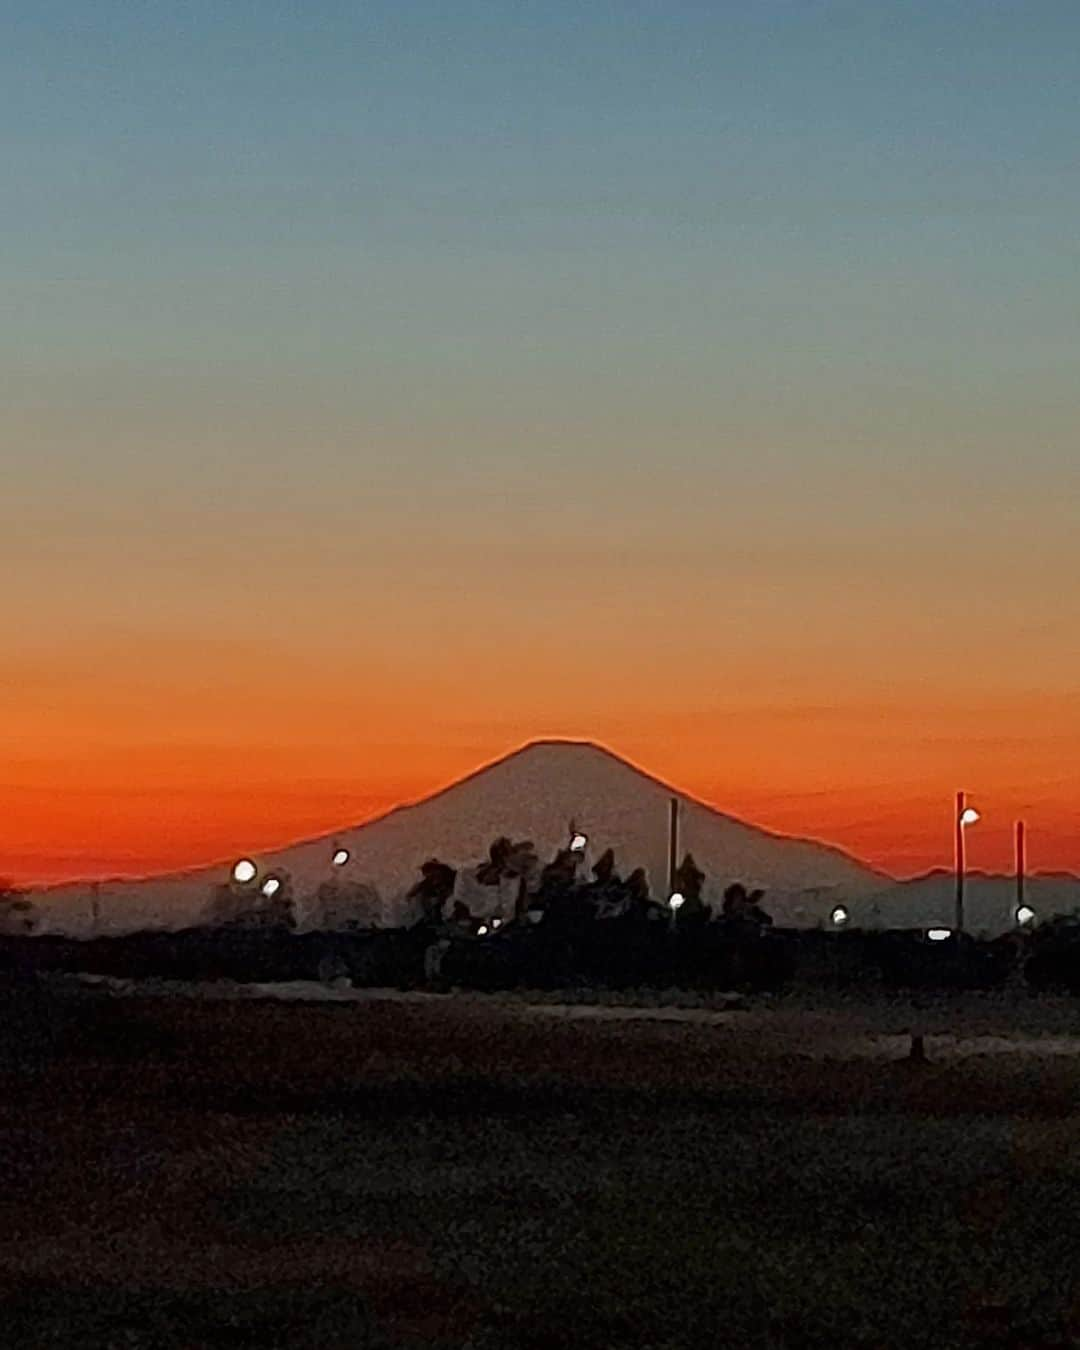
[4, 985, 1080, 1349]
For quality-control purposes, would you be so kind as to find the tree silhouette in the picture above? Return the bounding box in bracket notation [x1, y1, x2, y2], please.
[406, 859, 458, 926]
[475, 837, 513, 888]
[673, 853, 710, 922]
[624, 867, 650, 905]
[309, 878, 381, 931]
[720, 883, 772, 932]
[203, 871, 296, 930]
[475, 837, 538, 921]
[674, 853, 704, 900]
[588, 849, 628, 917]
[259, 884, 297, 930]
[592, 849, 617, 886]
[744, 888, 773, 928]
[538, 847, 578, 903]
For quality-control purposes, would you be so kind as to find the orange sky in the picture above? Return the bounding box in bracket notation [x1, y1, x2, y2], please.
[5, 4, 1079, 890]
[4, 462, 1078, 887]
[3, 625, 1077, 886]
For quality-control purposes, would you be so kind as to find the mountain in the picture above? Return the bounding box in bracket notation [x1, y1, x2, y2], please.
[849, 869, 1080, 937]
[27, 739, 890, 936]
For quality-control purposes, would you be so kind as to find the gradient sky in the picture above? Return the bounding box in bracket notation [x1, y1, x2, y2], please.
[4, 1, 1079, 885]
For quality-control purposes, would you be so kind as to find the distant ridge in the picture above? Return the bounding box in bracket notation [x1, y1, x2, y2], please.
[851, 869, 1080, 936]
[906, 866, 1080, 883]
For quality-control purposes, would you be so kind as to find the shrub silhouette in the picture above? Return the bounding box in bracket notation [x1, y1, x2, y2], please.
[0, 880, 38, 936]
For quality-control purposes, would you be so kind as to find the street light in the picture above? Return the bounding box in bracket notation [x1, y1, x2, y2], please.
[1016, 905, 1036, 927]
[955, 792, 980, 933]
[332, 848, 350, 867]
[232, 858, 257, 885]
[830, 905, 849, 928]
[569, 832, 588, 853]
[261, 878, 281, 898]
[927, 928, 952, 942]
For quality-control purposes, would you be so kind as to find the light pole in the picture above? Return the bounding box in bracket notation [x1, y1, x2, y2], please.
[1015, 819, 1026, 918]
[954, 792, 980, 933]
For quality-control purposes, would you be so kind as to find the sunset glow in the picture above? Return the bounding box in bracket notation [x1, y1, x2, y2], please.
[4, 3, 1078, 891]
[3, 653, 1078, 887]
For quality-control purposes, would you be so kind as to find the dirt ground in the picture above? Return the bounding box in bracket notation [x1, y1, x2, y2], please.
[4, 985, 1080, 1349]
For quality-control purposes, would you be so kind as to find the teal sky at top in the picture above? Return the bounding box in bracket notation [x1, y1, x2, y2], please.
[4, 1, 1080, 656]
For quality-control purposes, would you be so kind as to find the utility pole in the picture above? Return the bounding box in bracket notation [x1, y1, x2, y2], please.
[668, 797, 679, 897]
[955, 790, 966, 934]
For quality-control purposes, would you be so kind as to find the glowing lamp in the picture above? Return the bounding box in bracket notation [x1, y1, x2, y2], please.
[477, 924, 489, 936]
[1016, 905, 1036, 926]
[261, 878, 281, 898]
[830, 905, 849, 928]
[491, 917, 502, 929]
[232, 859, 257, 885]
[668, 892, 686, 911]
[927, 928, 952, 942]
[959, 808, 980, 827]
[332, 848, 350, 867]
[569, 833, 588, 853]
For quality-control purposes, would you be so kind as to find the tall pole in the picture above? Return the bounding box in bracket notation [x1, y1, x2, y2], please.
[668, 796, 679, 896]
[1016, 819, 1026, 915]
[955, 790, 966, 934]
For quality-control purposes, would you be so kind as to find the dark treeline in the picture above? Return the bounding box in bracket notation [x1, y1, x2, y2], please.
[3, 842, 1080, 995]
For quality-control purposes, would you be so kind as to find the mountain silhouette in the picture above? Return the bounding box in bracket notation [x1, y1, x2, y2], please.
[31, 739, 890, 934]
